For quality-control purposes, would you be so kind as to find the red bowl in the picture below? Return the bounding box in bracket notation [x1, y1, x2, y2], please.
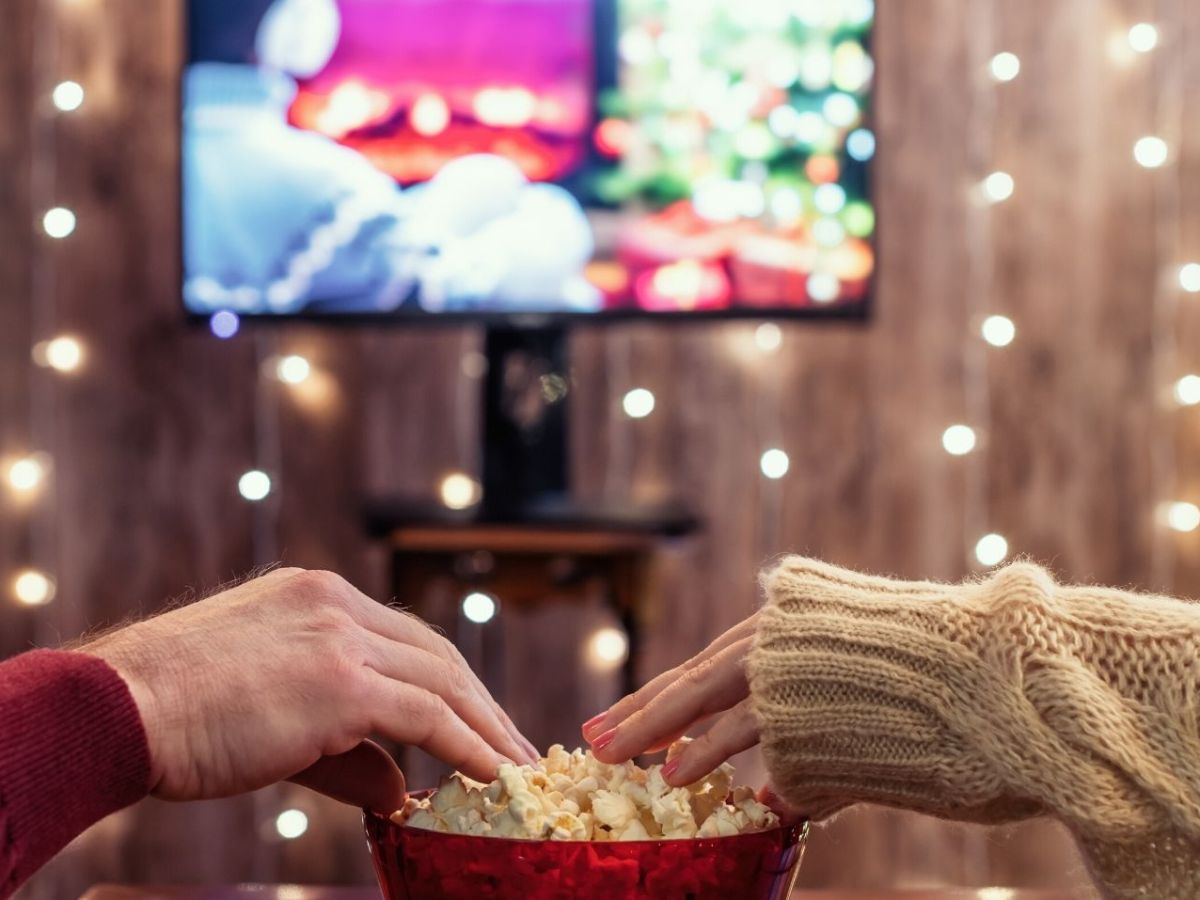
[363, 795, 809, 900]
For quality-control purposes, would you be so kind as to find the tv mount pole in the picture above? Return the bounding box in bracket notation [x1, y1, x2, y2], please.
[479, 324, 571, 519]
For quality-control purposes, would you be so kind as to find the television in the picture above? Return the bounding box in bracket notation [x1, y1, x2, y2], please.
[182, 0, 876, 323]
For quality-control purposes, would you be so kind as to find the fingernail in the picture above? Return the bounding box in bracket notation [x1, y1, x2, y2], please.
[661, 758, 681, 782]
[582, 713, 607, 736]
[592, 727, 617, 753]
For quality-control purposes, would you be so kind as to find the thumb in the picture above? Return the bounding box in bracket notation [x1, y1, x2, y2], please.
[289, 740, 407, 814]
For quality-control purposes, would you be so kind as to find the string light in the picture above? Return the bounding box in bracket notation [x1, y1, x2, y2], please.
[980, 314, 1016, 347]
[12, 570, 55, 606]
[42, 206, 76, 238]
[274, 809, 308, 840]
[32, 335, 83, 372]
[754, 322, 782, 353]
[989, 52, 1021, 82]
[51, 80, 84, 112]
[585, 627, 629, 672]
[238, 469, 272, 502]
[1127, 23, 1159, 54]
[1133, 136, 1169, 169]
[439, 472, 481, 510]
[1179, 263, 1200, 294]
[6, 455, 48, 493]
[461, 591, 497, 624]
[209, 310, 240, 339]
[622, 388, 655, 419]
[974, 533, 1009, 566]
[982, 171, 1015, 203]
[760, 448, 790, 479]
[1164, 502, 1200, 533]
[1174, 375, 1200, 406]
[275, 354, 311, 385]
[942, 425, 977, 456]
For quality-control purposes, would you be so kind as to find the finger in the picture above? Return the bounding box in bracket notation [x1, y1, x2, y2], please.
[662, 698, 759, 787]
[350, 595, 539, 763]
[365, 673, 508, 784]
[756, 786, 806, 827]
[592, 637, 752, 764]
[357, 630, 529, 767]
[583, 616, 757, 741]
[289, 740, 407, 814]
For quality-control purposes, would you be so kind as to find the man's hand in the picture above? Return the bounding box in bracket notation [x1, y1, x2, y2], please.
[84, 567, 537, 813]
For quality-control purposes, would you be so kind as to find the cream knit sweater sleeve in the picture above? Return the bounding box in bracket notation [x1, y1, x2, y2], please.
[747, 556, 1200, 899]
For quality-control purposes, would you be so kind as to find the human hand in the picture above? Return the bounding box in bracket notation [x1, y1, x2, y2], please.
[84, 567, 537, 812]
[582, 614, 760, 789]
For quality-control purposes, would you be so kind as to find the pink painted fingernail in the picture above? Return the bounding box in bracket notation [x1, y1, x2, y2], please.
[582, 713, 608, 736]
[592, 727, 617, 752]
[661, 758, 681, 782]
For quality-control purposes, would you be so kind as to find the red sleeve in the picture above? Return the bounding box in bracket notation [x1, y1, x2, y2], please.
[0, 650, 151, 898]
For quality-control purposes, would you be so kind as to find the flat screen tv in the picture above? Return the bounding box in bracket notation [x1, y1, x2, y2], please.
[183, 0, 875, 321]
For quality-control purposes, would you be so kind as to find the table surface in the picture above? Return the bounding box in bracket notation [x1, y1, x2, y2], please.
[81, 887, 1088, 900]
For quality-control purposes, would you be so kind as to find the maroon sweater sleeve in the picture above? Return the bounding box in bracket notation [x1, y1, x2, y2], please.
[0, 650, 151, 898]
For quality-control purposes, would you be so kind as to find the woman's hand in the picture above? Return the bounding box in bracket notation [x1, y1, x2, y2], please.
[583, 614, 761, 788]
[84, 567, 537, 812]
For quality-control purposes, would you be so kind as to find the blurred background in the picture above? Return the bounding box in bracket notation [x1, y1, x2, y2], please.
[3, 0, 1199, 897]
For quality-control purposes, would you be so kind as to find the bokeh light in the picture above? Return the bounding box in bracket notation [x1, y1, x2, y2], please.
[238, 470, 272, 502]
[276, 355, 312, 385]
[42, 207, 76, 238]
[13, 570, 55, 607]
[1133, 136, 1169, 169]
[461, 592, 497, 624]
[275, 809, 308, 840]
[1174, 375, 1200, 406]
[622, 388, 655, 419]
[989, 52, 1021, 82]
[760, 448, 790, 480]
[981, 315, 1016, 347]
[942, 425, 977, 456]
[974, 533, 1009, 567]
[754, 323, 782, 353]
[439, 472, 481, 510]
[1127, 23, 1159, 53]
[586, 627, 629, 672]
[1166, 502, 1200, 533]
[209, 310, 240, 339]
[52, 80, 84, 112]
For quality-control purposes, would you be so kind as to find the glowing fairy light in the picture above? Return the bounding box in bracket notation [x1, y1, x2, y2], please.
[461, 592, 497, 624]
[439, 472, 481, 510]
[982, 172, 1015, 203]
[989, 52, 1021, 82]
[33, 335, 84, 372]
[275, 355, 311, 385]
[622, 388, 655, 419]
[585, 627, 629, 671]
[1133, 136, 1169, 169]
[760, 448, 790, 480]
[1173, 375, 1200, 406]
[1165, 502, 1200, 533]
[754, 323, 782, 354]
[209, 310, 240, 339]
[13, 570, 55, 607]
[981, 315, 1016, 347]
[974, 533, 1009, 566]
[42, 207, 76, 238]
[1127, 23, 1159, 53]
[942, 425, 977, 456]
[1179, 264, 1200, 294]
[846, 128, 876, 161]
[52, 80, 84, 111]
[275, 809, 308, 840]
[7, 455, 48, 493]
[238, 470, 271, 502]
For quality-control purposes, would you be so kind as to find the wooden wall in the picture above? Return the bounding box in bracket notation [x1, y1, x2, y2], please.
[3, 0, 1198, 896]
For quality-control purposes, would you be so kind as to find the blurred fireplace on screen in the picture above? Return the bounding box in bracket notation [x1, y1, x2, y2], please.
[183, 0, 875, 316]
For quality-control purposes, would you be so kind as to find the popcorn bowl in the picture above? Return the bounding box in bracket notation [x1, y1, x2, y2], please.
[364, 794, 809, 900]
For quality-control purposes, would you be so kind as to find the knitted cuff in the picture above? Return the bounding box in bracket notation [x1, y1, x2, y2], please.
[0, 650, 150, 896]
[747, 557, 1037, 824]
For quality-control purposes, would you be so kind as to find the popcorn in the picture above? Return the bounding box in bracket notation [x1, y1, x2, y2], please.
[392, 744, 780, 842]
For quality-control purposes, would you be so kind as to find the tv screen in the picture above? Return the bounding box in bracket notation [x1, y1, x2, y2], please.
[183, 0, 875, 320]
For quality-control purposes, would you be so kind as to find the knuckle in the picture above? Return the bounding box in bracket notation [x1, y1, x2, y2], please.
[443, 661, 472, 700]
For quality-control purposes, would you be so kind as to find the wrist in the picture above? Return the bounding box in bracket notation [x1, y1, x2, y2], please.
[81, 634, 168, 790]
